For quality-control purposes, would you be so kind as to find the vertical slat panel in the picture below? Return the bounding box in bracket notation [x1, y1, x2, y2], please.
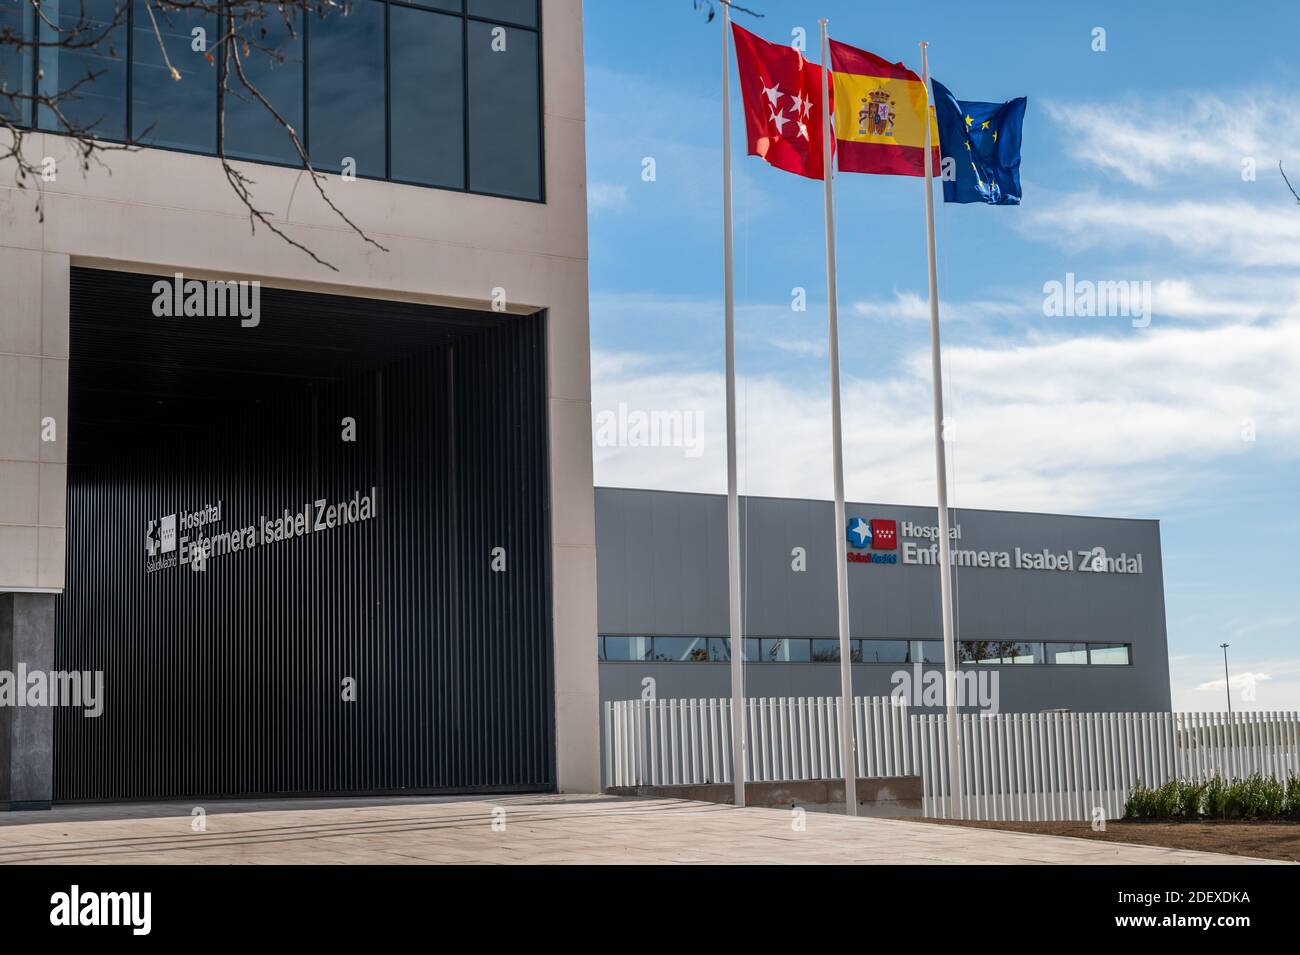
[55, 277, 553, 799]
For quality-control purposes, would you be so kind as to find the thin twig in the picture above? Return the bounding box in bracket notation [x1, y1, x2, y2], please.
[1281, 161, 1300, 204]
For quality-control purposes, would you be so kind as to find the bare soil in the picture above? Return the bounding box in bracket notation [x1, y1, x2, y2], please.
[903, 817, 1300, 862]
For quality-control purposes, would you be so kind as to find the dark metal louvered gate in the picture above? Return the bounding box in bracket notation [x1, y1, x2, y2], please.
[53, 269, 554, 800]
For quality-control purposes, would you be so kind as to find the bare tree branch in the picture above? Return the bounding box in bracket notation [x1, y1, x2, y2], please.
[1281, 161, 1300, 204]
[692, 0, 765, 21]
[1, 0, 389, 269]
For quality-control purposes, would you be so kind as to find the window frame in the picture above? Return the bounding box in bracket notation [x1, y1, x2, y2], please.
[0, 0, 36, 127]
[596, 636, 1134, 667]
[19, 0, 544, 202]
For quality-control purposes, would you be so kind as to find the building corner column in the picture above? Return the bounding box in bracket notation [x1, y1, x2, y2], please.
[0, 592, 56, 810]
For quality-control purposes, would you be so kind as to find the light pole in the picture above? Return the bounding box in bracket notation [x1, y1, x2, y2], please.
[1219, 643, 1232, 714]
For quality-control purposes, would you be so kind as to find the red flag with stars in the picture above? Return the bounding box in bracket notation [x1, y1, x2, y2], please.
[731, 23, 834, 181]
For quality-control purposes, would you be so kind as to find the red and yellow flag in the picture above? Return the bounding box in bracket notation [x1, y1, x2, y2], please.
[828, 39, 939, 177]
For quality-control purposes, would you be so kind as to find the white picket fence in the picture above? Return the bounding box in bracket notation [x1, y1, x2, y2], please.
[604, 697, 1300, 822]
[915, 710, 1300, 821]
[604, 696, 912, 787]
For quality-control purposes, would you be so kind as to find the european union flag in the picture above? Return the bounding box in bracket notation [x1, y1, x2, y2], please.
[931, 78, 1026, 205]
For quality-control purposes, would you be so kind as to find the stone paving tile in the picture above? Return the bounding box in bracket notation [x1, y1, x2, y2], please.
[0, 794, 1287, 865]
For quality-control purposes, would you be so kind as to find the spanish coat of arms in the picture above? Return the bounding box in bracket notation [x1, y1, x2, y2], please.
[859, 89, 896, 137]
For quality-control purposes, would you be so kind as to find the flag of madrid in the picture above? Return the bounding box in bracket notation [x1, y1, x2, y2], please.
[732, 23, 834, 180]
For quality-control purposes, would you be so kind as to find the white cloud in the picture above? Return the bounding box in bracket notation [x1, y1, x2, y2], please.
[1023, 193, 1300, 268]
[1193, 672, 1272, 694]
[853, 280, 1300, 329]
[750, 335, 826, 358]
[591, 292, 834, 362]
[1151, 278, 1300, 322]
[587, 182, 629, 213]
[1042, 93, 1300, 187]
[1171, 656, 1300, 711]
[852, 290, 1031, 324]
[591, 316, 1300, 516]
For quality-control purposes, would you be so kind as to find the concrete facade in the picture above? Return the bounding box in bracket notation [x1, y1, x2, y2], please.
[596, 488, 1173, 714]
[0, 0, 598, 792]
[0, 592, 55, 809]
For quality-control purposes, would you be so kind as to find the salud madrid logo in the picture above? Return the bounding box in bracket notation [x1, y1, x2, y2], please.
[846, 517, 898, 564]
[145, 513, 177, 570]
[145, 503, 221, 572]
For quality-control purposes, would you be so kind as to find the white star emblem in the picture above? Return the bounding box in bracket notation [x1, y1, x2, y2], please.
[769, 104, 791, 135]
[761, 81, 783, 108]
[797, 120, 810, 140]
[848, 518, 871, 548]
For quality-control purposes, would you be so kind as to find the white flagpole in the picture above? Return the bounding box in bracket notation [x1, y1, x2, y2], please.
[819, 19, 858, 817]
[721, 0, 747, 809]
[918, 41, 962, 819]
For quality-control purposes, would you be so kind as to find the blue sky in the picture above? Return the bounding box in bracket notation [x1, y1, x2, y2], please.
[582, 0, 1300, 710]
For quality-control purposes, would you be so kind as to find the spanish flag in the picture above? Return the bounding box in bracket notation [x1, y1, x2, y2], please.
[829, 39, 939, 177]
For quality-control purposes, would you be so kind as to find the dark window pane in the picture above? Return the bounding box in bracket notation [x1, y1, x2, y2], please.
[652, 637, 708, 663]
[760, 638, 809, 662]
[466, 19, 538, 198]
[817, 640, 865, 662]
[600, 636, 650, 662]
[1008, 642, 1044, 664]
[1089, 643, 1130, 665]
[0, 0, 35, 125]
[390, 6, 462, 187]
[811, 639, 840, 662]
[223, 10, 303, 164]
[467, 0, 536, 27]
[709, 638, 757, 662]
[861, 640, 910, 664]
[307, 1, 385, 176]
[960, 640, 1033, 664]
[38, 0, 128, 140]
[131, 2, 216, 151]
[918, 640, 946, 663]
[1048, 642, 1089, 665]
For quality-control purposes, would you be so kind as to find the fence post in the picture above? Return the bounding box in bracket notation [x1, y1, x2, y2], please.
[722, 698, 732, 785]
[855, 697, 866, 778]
[920, 716, 932, 817]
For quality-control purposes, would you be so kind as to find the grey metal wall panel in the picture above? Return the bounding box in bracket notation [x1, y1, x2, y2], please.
[54, 271, 553, 800]
[595, 488, 1172, 713]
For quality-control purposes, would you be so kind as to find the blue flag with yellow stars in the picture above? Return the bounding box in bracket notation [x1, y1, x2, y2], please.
[931, 78, 1026, 205]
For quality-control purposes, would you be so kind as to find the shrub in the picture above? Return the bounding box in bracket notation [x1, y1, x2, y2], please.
[1123, 781, 1156, 820]
[1239, 774, 1285, 819]
[1153, 779, 1181, 818]
[1286, 774, 1300, 819]
[1204, 774, 1228, 818]
[1124, 774, 1296, 821]
[1176, 779, 1206, 818]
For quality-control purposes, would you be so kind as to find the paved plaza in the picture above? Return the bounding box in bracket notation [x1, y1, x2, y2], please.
[0, 795, 1282, 864]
